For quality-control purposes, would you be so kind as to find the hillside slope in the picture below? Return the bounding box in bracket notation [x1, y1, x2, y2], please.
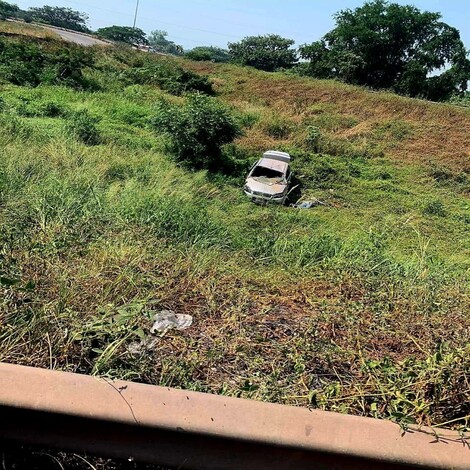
[0, 34, 469, 431]
[186, 61, 470, 172]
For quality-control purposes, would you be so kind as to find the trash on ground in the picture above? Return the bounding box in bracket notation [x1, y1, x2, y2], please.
[127, 337, 158, 355]
[150, 309, 193, 334]
[292, 198, 327, 208]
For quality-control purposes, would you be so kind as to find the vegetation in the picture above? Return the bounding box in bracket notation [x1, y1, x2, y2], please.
[185, 46, 231, 63]
[0, 0, 32, 22]
[148, 29, 183, 55]
[1, 7, 470, 436]
[450, 92, 470, 107]
[0, 36, 94, 87]
[28, 5, 89, 32]
[228, 34, 297, 71]
[96, 26, 148, 45]
[0, 18, 59, 38]
[1, 443, 168, 469]
[121, 60, 213, 96]
[152, 93, 240, 170]
[0, 0, 19, 20]
[298, 0, 470, 101]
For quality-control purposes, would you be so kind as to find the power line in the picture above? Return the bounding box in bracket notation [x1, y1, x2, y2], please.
[43, 0, 322, 45]
[59, 0, 244, 38]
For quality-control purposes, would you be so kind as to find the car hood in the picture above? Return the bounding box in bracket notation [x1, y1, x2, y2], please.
[245, 177, 287, 195]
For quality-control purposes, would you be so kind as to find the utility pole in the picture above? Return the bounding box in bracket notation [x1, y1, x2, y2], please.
[133, 0, 140, 29]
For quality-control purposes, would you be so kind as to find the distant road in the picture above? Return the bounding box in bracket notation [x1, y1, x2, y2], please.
[43, 25, 110, 46]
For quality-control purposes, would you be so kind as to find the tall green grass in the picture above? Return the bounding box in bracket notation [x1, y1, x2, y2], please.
[0, 50, 469, 432]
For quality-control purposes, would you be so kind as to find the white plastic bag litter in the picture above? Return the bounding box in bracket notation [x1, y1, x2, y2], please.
[150, 310, 193, 334]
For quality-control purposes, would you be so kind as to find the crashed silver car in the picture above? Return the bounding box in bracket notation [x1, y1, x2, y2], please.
[244, 150, 292, 204]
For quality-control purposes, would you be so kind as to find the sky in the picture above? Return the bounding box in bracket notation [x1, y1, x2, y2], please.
[14, 0, 470, 50]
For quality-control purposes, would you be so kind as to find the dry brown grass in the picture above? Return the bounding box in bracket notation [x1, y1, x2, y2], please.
[0, 20, 60, 39]
[4, 233, 469, 427]
[183, 61, 470, 172]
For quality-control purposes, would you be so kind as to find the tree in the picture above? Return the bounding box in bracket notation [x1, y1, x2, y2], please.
[0, 1, 19, 20]
[28, 5, 89, 32]
[298, 0, 470, 101]
[151, 93, 241, 171]
[96, 26, 147, 45]
[147, 30, 183, 55]
[185, 46, 230, 63]
[228, 34, 297, 72]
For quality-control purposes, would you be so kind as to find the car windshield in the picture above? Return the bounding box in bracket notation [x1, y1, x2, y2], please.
[251, 166, 284, 183]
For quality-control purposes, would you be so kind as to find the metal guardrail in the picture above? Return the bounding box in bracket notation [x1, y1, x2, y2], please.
[0, 363, 469, 469]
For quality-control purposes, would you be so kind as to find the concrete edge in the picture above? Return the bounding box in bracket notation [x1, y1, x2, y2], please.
[0, 362, 469, 469]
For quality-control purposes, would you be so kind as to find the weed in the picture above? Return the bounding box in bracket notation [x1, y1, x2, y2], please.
[373, 119, 411, 141]
[262, 116, 292, 139]
[238, 111, 260, 129]
[66, 110, 101, 145]
[15, 99, 65, 118]
[311, 113, 358, 132]
[305, 125, 321, 151]
[0, 113, 33, 142]
[422, 199, 447, 217]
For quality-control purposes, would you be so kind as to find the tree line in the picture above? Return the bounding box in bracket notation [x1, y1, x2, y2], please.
[1, 0, 469, 101]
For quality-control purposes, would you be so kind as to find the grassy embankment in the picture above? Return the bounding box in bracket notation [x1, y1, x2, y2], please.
[0, 20, 59, 39]
[0, 23, 469, 431]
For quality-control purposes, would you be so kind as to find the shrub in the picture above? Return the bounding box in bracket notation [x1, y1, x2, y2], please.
[38, 101, 64, 117]
[305, 125, 321, 151]
[152, 94, 241, 171]
[123, 63, 213, 96]
[0, 37, 94, 88]
[66, 110, 100, 145]
[422, 199, 446, 217]
[185, 46, 231, 63]
[15, 99, 65, 118]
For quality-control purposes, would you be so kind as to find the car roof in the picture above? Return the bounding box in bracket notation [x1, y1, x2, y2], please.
[257, 157, 288, 173]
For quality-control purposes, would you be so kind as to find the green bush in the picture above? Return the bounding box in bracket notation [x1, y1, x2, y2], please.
[151, 93, 241, 171]
[0, 37, 94, 88]
[123, 63, 213, 96]
[66, 110, 100, 145]
[422, 199, 447, 217]
[15, 99, 65, 118]
[305, 125, 321, 151]
[185, 46, 231, 63]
